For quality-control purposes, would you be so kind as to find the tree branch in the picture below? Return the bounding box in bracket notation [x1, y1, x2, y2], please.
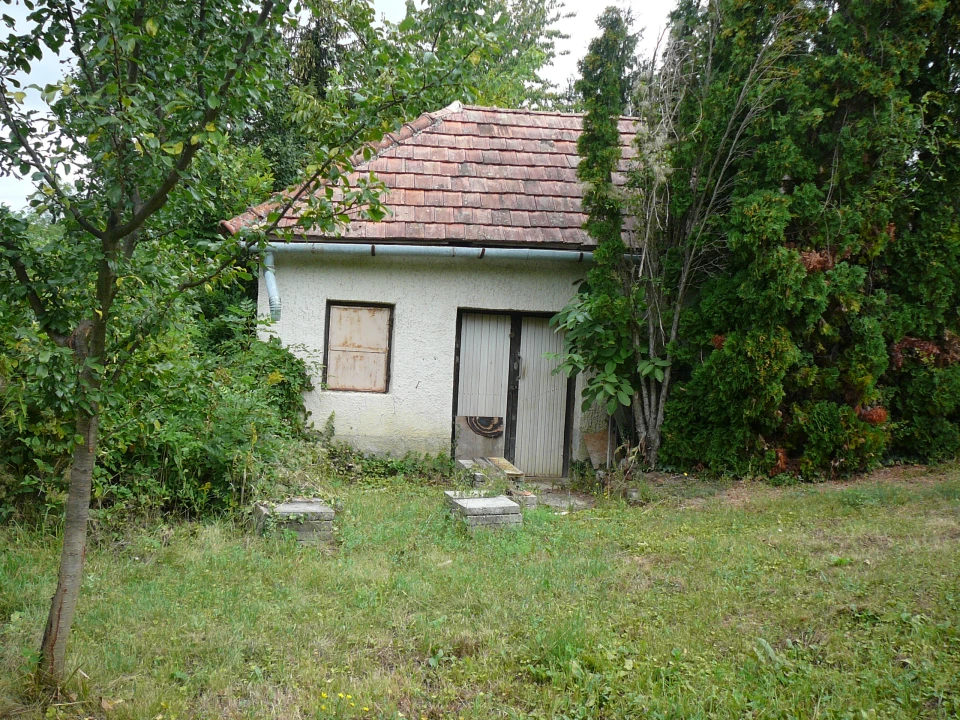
[0, 91, 107, 240]
[0, 240, 68, 345]
[107, 0, 277, 241]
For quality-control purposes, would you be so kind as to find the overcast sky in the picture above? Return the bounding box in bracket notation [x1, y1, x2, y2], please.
[0, 0, 673, 209]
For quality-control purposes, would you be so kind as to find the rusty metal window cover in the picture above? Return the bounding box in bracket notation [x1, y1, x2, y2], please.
[323, 302, 393, 393]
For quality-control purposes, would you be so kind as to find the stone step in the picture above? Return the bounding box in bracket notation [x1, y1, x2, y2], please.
[444, 491, 521, 516]
[457, 456, 526, 486]
[444, 490, 522, 531]
[254, 499, 335, 543]
[464, 513, 523, 527]
[456, 458, 487, 486]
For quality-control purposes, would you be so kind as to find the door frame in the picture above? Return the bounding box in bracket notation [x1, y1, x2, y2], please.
[451, 308, 576, 477]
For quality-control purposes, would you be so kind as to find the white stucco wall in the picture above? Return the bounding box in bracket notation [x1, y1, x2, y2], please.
[259, 252, 602, 464]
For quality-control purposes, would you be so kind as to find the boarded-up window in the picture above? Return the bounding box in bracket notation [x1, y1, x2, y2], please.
[325, 304, 392, 392]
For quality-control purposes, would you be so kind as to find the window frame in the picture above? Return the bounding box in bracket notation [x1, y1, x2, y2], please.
[322, 300, 395, 394]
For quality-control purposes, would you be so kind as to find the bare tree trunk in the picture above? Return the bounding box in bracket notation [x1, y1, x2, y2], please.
[646, 424, 661, 468]
[38, 411, 98, 685]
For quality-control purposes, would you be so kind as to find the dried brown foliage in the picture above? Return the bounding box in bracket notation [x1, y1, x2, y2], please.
[711, 334, 726, 351]
[799, 250, 835, 272]
[941, 330, 960, 366]
[891, 337, 942, 369]
[770, 447, 788, 476]
[858, 406, 888, 425]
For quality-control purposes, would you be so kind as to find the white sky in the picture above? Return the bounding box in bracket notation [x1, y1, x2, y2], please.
[0, 0, 673, 209]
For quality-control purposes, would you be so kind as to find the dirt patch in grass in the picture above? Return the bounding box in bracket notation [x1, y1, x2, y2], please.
[924, 514, 960, 537]
[859, 462, 959, 486]
[701, 480, 780, 508]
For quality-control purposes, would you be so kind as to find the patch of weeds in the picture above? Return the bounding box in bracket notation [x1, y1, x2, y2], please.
[827, 554, 853, 567]
[927, 480, 960, 502]
[569, 459, 601, 495]
[837, 484, 910, 508]
[522, 613, 592, 684]
[767, 472, 800, 487]
[570, 459, 729, 506]
[622, 480, 660, 505]
[326, 443, 455, 487]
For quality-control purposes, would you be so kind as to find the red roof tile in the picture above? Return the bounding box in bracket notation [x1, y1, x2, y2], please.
[221, 102, 638, 250]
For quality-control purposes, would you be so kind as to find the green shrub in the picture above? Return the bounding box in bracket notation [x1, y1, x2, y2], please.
[886, 363, 960, 462]
[324, 439, 455, 487]
[657, 0, 960, 477]
[661, 328, 800, 476]
[788, 401, 887, 478]
[0, 303, 313, 520]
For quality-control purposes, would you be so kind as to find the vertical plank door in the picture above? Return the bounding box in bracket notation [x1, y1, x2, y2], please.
[513, 317, 566, 477]
[456, 313, 511, 417]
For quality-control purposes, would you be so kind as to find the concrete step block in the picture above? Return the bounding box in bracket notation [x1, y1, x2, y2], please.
[464, 512, 523, 527]
[444, 491, 521, 517]
[445, 490, 522, 531]
[254, 499, 335, 543]
[508, 489, 539, 509]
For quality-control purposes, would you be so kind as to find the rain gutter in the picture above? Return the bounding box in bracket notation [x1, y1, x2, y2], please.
[260, 243, 594, 322]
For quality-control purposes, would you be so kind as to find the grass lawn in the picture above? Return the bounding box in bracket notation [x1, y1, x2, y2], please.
[2, 466, 960, 719]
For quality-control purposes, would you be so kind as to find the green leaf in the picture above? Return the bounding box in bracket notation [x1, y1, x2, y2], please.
[145, 18, 158, 37]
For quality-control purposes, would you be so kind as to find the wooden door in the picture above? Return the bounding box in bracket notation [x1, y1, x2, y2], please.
[513, 316, 567, 477]
[454, 312, 569, 477]
[455, 313, 511, 458]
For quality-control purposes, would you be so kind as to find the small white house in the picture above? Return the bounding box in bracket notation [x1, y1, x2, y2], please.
[222, 103, 635, 478]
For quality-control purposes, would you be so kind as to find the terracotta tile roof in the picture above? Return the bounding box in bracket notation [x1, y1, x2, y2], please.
[220, 102, 638, 250]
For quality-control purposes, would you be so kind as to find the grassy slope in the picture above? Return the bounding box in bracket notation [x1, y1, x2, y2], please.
[2, 468, 959, 719]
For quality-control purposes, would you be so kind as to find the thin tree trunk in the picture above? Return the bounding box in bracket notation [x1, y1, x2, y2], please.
[37, 229, 113, 685]
[647, 424, 661, 468]
[38, 411, 98, 684]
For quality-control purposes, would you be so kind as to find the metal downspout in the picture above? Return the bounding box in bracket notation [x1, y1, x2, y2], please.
[263, 250, 281, 321]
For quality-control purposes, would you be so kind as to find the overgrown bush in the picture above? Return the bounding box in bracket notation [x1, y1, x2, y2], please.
[0, 300, 313, 521]
[656, 0, 960, 478]
[0, 140, 315, 521]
